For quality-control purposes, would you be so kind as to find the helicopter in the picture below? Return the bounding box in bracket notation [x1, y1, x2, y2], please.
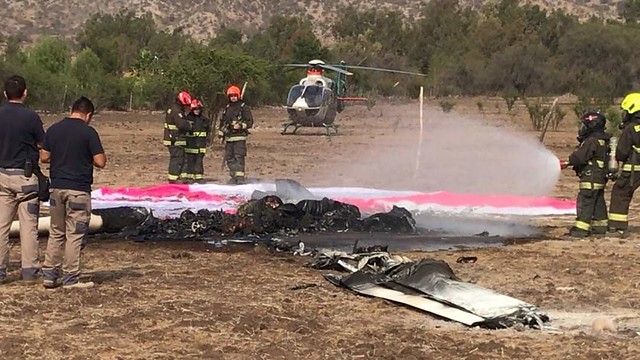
[281, 59, 426, 135]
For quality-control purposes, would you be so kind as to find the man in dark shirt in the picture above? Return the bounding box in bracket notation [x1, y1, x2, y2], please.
[0, 75, 45, 282]
[40, 96, 106, 289]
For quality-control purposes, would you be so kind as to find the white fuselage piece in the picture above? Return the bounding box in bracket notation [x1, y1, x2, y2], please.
[299, 75, 333, 89]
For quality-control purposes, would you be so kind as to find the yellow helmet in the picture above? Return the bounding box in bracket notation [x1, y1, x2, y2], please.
[621, 93, 640, 114]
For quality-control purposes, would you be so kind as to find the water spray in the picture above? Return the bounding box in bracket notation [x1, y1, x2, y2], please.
[414, 86, 424, 178]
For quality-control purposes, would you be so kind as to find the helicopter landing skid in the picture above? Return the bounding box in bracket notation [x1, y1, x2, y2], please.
[280, 122, 339, 136]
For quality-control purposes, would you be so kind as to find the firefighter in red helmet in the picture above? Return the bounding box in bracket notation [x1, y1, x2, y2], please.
[218, 85, 253, 184]
[163, 90, 193, 183]
[185, 99, 210, 183]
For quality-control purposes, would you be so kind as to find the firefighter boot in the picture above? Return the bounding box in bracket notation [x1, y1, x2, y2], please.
[568, 227, 589, 238]
[607, 228, 627, 238]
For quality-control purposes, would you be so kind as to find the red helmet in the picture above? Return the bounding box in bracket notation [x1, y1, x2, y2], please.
[226, 85, 241, 97]
[177, 91, 192, 106]
[190, 99, 203, 110]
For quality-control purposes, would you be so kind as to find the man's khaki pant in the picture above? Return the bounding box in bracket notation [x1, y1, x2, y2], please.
[0, 168, 40, 280]
[42, 189, 91, 285]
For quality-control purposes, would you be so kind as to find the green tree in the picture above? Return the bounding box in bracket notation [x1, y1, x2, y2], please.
[623, 0, 640, 23]
[554, 22, 640, 102]
[482, 39, 550, 98]
[210, 26, 244, 49]
[27, 37, 71, 74]
[165, 42, 271, 109]
[71, 48, 109, 108]
[77, 10, 158, 74]
[245, 15, 329, 62]
[291, 36, 329, 63]
[410, 0, 477, 73]
[426, 52, 464, 96]
[2, 37, 76, 111]
[538, 10, 578, 53]
[332, 7, 410, 56]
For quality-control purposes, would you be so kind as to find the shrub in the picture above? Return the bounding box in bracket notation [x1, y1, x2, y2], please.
[439, 100, 455, 113]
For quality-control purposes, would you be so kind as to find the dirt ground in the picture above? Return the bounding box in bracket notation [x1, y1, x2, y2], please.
[1, 97, 640, 359]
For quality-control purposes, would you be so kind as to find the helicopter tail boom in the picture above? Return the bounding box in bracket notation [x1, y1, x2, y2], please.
[338, 97, 368, 102]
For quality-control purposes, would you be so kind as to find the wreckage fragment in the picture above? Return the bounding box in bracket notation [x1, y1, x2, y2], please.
[104, 195, 417, 240]
[9, 206, 152, 238]
[360, 206, 416, 233]
[317, 252, 548, 329]
[91, 207, 153, 233]
[10, 178, 418, 239]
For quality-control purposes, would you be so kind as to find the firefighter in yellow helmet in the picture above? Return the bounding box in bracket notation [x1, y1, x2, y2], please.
[218, 85, 253, 184]
[608, 93, 640, 237]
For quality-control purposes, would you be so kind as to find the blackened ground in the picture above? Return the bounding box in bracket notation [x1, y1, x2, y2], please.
[88, 223, 534, 253]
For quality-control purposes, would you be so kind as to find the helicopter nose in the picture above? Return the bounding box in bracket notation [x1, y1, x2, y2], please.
[293, 97, 307, 111]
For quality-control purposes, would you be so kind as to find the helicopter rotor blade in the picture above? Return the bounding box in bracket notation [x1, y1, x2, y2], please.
[318, 64, 353, 76]
[282, 63, 354, 76]
[335, 65, 426, 77]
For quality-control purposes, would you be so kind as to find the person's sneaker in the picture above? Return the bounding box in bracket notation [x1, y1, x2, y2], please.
[63, 281, 94, 289]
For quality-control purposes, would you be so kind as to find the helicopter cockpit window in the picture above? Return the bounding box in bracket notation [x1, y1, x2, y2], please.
[286, 85, 305, 106]
[303, 85, 324, 108]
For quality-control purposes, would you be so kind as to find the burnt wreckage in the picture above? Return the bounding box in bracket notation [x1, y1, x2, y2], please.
[83, 177, 549, 330]
[92, 196, 417, 240]
[309, 250, 550, 329]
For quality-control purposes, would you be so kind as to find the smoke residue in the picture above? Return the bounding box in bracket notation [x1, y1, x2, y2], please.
[312, 103, 562, 238]
[414, 214, 540, 238]
[328, 103, 561, 196]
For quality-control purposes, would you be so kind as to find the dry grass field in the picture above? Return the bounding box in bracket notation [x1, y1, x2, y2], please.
[0, 97, 639, 359]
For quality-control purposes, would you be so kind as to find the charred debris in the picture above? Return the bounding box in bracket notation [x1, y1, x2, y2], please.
[309, 249, 549, 329]
[92, 195, 417, 241]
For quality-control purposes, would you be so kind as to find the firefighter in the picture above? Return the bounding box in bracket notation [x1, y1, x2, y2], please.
[185, 99, 210, 183]
[608, 93, 640, 237]
[565, 112, 612, 238]
[163, 91, 193, 183]
[218, 85, 253, 184]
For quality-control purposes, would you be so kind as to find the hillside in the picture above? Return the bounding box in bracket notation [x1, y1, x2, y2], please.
[0, 0, 625, 44]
